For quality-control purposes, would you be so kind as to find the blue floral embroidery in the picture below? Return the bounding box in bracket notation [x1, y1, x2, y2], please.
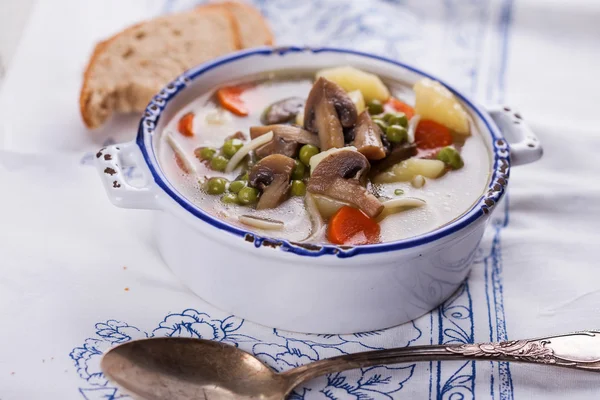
[311, 321, 423, 351]
[289, 366, 415, 400]
[71, 310, 422, 399]
[152, 309, 257, 345]
[252, 325, 420, 400]
[70, 321, 146, 387]
[70, 311, 253, 398]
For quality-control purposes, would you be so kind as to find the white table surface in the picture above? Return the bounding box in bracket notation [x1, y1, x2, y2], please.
[0, 0, 36, 84]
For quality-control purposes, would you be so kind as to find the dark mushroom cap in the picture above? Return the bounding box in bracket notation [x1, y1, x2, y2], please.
[352, 111, 386, 160]
[370, 142, 418, 176]
[303, 78, 358, 151]
[261, 97, 305, 125]
[248, 154, 295, 210]
[307, 150, 383, 218]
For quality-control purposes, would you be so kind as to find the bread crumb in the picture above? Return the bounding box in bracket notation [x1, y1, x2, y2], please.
[123, 266, 127, 270]
[124, 287, 130, 291]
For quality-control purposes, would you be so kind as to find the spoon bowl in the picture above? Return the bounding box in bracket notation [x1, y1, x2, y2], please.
[101, 338, 288, 400]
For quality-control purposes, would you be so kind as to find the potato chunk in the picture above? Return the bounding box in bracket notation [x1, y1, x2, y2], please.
[413, 78, 470, 135]
[373, 158, 446, 183]
[347, 90, 366, 114]
[316, 66, 390, 103]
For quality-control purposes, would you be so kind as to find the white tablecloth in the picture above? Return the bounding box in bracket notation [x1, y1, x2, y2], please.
[1, 0, 600, 399]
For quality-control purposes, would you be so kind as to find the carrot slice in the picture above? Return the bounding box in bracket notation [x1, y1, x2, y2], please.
[177, 112, 195, 137]
[217, 86, 250, 116]
[385, 97, 415, 119]
[327, 206, 381, 246]
[414, 119, 453, 150]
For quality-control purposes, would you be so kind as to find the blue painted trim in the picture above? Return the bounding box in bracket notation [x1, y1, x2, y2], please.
[487, 0, 515, 397]
[429, 309, 433, 400]
[136, 46, 510, 258]
[483, 198, 515, 400]
[494, 201, 514, 400]
[437, 306, 443, 397]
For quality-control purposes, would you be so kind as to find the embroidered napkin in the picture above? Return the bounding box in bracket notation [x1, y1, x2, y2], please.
[1, 0, 600, 399]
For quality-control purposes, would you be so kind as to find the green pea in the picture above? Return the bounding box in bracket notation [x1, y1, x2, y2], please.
[367, 99, 384, 115]
[387, 112, 408, 128]
[394, 188, 404, 196]
[221, 193, 239, 204]
[299, 144, 320, 166]
[196, 147, 217, 161]
[229, 180, 246, 194]
[205, 177, 228, 195]
[210, 155, 229, 172]
[386, 125, 408, 143]
[291, 180, 306, 197]
[291, 160, 306, 180]
[437, 146, 464, 169]
[373, 118, 388, 132]
[238, 187, 259, 205]
[222, 138, 244, 159]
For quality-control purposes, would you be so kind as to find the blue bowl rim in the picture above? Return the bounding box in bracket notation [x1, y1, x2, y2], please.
[136, 46, 510, 258]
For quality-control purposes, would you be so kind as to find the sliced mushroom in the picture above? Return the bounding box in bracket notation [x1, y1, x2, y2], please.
[370, 142, 418, 176]
[301, 193, 326, 243]
[250, 125, 319, 143]
[261, 97, 305, 125]
[304, 77, 358, 151]
[251, 125, 320, 159]
[248, 154, 295, 210]
[225, 131, 247, 141]
[352, 111, 386, 160]
[307, 150, 383, 218]
[255, 137, 298, 159]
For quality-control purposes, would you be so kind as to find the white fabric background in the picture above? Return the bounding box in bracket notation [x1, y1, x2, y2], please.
[1, 0, 599, 399]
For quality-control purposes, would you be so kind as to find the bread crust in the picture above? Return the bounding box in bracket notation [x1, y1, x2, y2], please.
[219, 1, 274, 46]
[196, 2, 244, 50]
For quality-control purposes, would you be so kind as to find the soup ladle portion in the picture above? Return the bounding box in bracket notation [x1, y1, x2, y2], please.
[102, 332, 600, 399]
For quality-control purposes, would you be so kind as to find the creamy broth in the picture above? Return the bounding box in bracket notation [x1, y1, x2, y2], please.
[158, 70, 490, 245]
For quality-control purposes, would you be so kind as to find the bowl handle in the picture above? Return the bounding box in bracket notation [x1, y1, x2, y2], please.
[487, 105, 543, 166]
[95, 141, 161, 210]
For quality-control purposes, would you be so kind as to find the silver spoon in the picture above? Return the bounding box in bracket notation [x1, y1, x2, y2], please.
[102, 330, 600, 399]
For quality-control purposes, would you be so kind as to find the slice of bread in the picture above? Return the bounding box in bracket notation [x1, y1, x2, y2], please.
[221, 1, 274, 48]
[80, 2, 272, 129]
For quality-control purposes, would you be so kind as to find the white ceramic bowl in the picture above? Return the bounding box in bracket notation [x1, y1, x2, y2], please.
[95, 47, 542, 334]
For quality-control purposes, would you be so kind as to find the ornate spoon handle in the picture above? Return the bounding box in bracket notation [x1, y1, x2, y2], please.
[283, 331, 600, 389]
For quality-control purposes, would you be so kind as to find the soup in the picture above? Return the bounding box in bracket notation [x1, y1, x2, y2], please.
[158, 67, 490, 245]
